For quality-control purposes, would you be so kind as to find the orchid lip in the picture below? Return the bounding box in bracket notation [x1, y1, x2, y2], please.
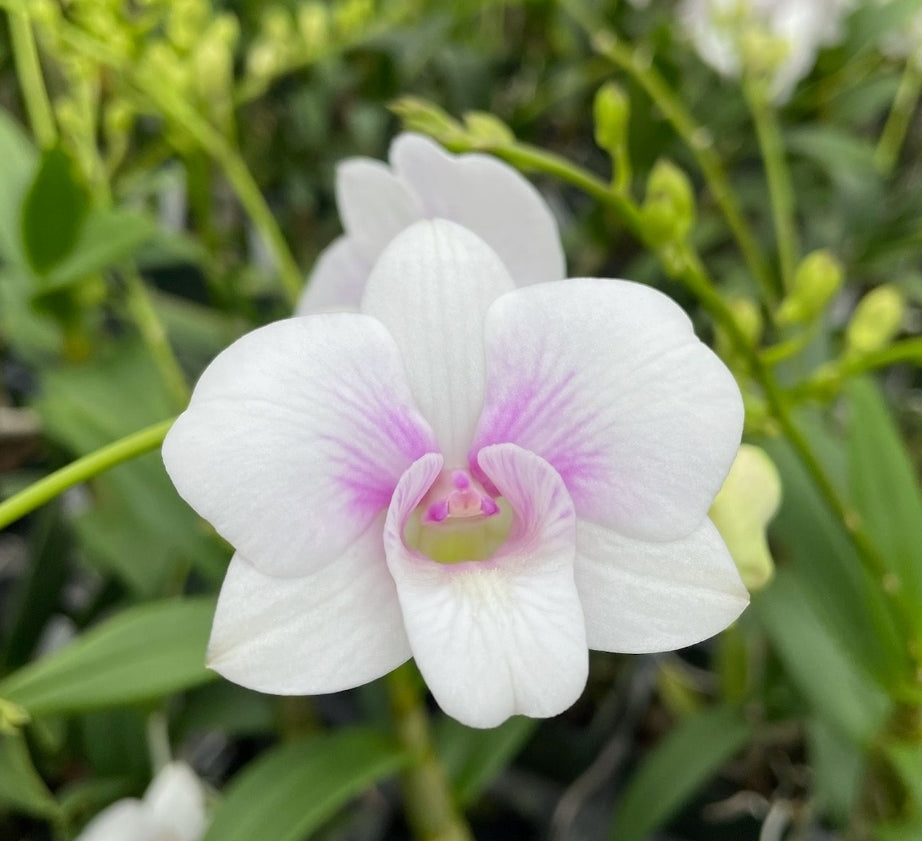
[421, 469, 500, 524]
[407, 467, 511, 564]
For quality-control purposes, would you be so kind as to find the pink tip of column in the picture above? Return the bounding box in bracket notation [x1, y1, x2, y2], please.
[480, 497, 499, 516]
[426, 500, 450, 522]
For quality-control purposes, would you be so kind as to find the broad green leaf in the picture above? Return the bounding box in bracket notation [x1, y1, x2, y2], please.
[0, 733, 59, 818]
[763, 428, 907, 685]
[202, 729, 408, 841]
[38, 209, 158, 291]
[0, 597, 216, 715]
[753, 570, 891, 744]
[21, 145, 91, 276]
[610, 706, 751, 841]
[0, 107, 37, 263]
[1, 505, 70, 672]
[847, 378, 922, 631]
[806, 718, 865, 827]
[435, 714, 537, 805]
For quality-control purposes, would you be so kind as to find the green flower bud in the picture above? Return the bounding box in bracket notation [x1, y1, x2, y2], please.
[297, 3, 329, 54]
[463, 112, 515, 146]
[194, 15, 239, 107]
[0, 698, 30, 735]
[641, 159, 696, 243]
[390, 97, 465, 147]
[167, 0, 209, 54]
[709, 444, 782, 591]
[593, 82, 630, 155]
[777, 249, 843, 326]
[845, 285, 905, 356]
[334, 0, 374, 38]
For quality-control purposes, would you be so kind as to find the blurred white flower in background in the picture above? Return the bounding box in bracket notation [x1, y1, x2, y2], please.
[75, 762, 208, 841]
[296, 133, 565, 313]
[678, 0, 855, 102]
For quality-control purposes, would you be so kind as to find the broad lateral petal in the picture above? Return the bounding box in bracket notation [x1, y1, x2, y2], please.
[296, 235, 370, 314]
[576, 518, 749, 653]
[208, 519, 412, 694]
[142, 763, 207, 841]
[75, 801, 155, 841]
[163, 314, 437, 577]
[362, 220, 515, 466]
[471, 279, 743, 542]
[384, 445, 587, 729]
[390, 133, 566, 286]
[336, 158, 424, 263]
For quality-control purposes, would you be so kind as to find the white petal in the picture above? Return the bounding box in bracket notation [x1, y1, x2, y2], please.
[75, 800, 155, 841]
[390, 134, 566, 286]
[163, 314, 437, 577]
[471, 279, 743, 542]
[296, 236, 370, 314]
[576, 518, 749, 653]
[143, 762, 207, 841]
[362, 220, 515, 465]
[384, 445, 587, 728]
[336, 158, 424, 264]
[208, 520, 411, 694]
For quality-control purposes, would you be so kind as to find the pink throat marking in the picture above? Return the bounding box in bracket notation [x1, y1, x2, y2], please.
[422, 469, 499, 523]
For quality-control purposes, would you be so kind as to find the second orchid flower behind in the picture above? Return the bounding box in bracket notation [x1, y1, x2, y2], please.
[163, 138, 749, 729]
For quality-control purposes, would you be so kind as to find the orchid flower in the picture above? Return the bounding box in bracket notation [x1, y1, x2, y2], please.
[296, 132, 565, 313]
[164, 215, 748, 729]
[678, 0, 855, 102]
[75, 762, 208, 841]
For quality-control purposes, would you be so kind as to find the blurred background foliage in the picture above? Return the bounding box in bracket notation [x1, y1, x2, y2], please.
[0, 0, 921, 839]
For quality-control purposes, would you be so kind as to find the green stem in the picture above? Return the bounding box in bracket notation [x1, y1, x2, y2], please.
[7, 3, 57, 148]
[744, 81, 799, 292]
[791, 338, 922, 402]
[0, 419, 173, 530]
[590, 31, 777, 306]
[122, 266, 190, 410]
[874, 54, 922, 176]
[386, 664, 473, 841]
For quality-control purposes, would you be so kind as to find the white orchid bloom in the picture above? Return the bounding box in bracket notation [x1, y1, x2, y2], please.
[76, 762, 207, 841]
[296, 133, 565, 313]
[678, 0, 855, 102]
[164, 211, 748, 728]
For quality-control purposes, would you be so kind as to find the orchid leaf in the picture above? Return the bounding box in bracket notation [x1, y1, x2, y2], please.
[0, 598, 216, 715]
[0, 733, 59, 819]
[847, 378, 922, 632]
[202, 728, 408, 841]
[610, 705, 751, 841]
